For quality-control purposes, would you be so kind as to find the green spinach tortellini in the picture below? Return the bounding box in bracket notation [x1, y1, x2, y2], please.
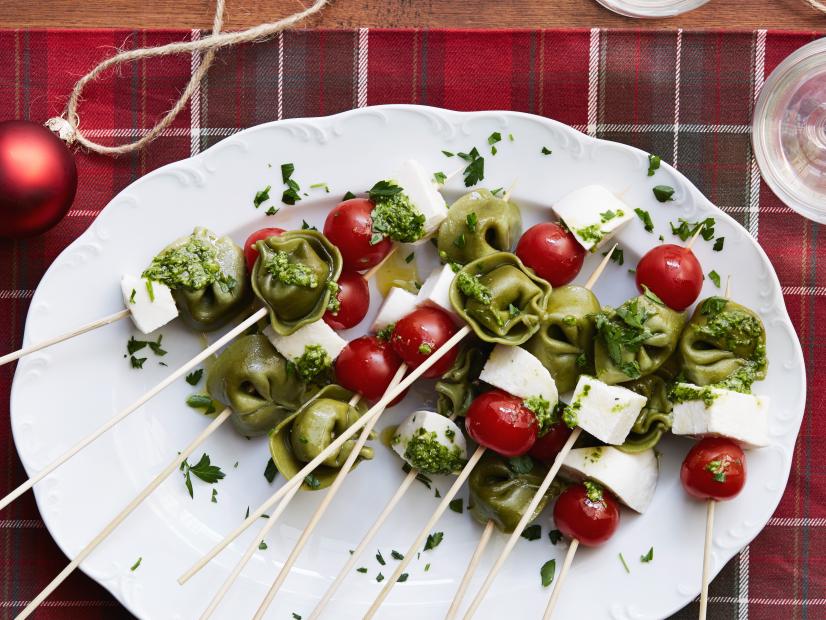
[679, 296, 767, 389]
[618, 375, 672, 453]
[469, 452, 564, 533]
[435, 340, 491, 418]
[269, 385, 372, 490]
[450, 252, 553, 345]
[594, 293, 685, 384]
[252, 230, 343, 336]
[142, 227, 251, 331]
[207, 334, 314, 437]
[522, 284, 600, 393]
[437, 189, 522, 265]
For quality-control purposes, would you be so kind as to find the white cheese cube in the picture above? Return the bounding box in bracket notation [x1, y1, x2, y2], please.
[416, 265, 462, 323]
[120, 274, 178, 334]
[569, 375, 647, 445]
[392, 409, 467, 471]
[671, 383, 769, 449]
[479, 344, 558, 408]
[371, 286, 418, 334]
[552, 185, 634, 251]
[263, 321, 347, 363]
[391, 159, 448, 243]
[561, 446, 658, 513]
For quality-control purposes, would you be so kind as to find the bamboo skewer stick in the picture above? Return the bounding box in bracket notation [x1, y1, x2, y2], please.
[686, 224, 705, 250]
[542, 538, 579, 620]
[15, 407, 233, 620]
[364, 445, 487, 619]
[249, 365, 407, 619]
[178, 325, 472, 584]
[0, 308, 130, 367]
[0, 306, 267, 514]
[445, 519, 496, 620]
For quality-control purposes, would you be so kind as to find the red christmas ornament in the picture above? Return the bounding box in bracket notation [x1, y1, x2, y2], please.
[0, 120, 77, 239]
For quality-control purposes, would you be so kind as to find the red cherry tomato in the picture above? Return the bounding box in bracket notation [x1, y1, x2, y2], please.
[335, 336, 406, 403]
[465, 389, 538, 457]
[528, 422, 573, 464]
[680, 437, 747, 501]
[323, 271, 370, 330]
[636, 244, 703, 311]
[390, 307, 459, 379]
[243, 227, 285, 271]
[515, 222, 585, 286]
[323, 198, 393, 271]
[553, 483, 620, 547]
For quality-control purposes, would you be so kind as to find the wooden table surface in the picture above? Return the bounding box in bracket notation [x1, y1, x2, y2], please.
[0, 0, 824, 30]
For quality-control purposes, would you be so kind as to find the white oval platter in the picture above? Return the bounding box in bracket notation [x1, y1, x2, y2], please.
[10, 105, 805, 620]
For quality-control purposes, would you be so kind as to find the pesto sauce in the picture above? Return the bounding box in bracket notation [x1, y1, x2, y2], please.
[698, 309, 763, 351]
[402, 428, 465, 475]
[371, 192, 425, 244]
[563, 382, 591, 428]
[575, 223, 604, 245]
[263, 251, 318, 288]
[326, 281, 341, 313]
[456, 271, 493, 304]
[524, 395, 553, 435]
[143, 235, 231, 291]
[293, 344, 332, 381]
[669, 383, 717, 407]
[583, 480, 604, 503]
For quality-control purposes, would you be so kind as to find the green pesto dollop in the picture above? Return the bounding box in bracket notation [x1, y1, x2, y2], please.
[714, 359, 764, 393]
[583, 480, 604, 503]
[371, 191, 425, 244]
[523, 395, 553, 435]
[669, 383, 717, 407]
[574, 223, 604, 246]
[263, 250, 319, 288]
[698, 300, 765, 353]
[293, 344, 332, 381]
[402, 428, 465, 475]
[563, 383, 591, 428]
[455, 271, 493, 305]
[326, 281, 341, 313]
[143, 235, 234, 292]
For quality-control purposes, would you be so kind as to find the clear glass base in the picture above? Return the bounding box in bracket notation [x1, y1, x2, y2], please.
[753, 38, 826, 223]
[594, 0, 709, 18]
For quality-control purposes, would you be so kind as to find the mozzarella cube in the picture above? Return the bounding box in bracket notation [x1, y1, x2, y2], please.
[561, 446, 658, 513]
[392, 409, 467, 472]
[552, 185, 634, 251]
[479, 344, 558, 408]
[263, 320, 347, 363]
[569, 375, 647, 445]
[120, 274, 178, 334]
[416, 265, 461, 323]
[671, 383, 769, 449]
[391, 159, 448, 243]
[371, 286, 418, 333]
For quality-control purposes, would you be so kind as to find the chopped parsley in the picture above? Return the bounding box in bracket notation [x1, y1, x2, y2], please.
[634, 207, 654, 232]
[402, 462, 434, 489]
[490, 187, 503, 197]
[129, 288, 136, 304]
[713, 237, 725, 251]
[653, 185, 675, 202]
[259, 541, 268, 550]
[670, 217, 715, 242]
[706, 459, 730, 483]
[376, 572, 384, 582]
[521, 524, 541, 541]
[455, 271, 492, 304]
[453, 232, 467, 249]
[709, 270, 721, 288]
[466, 211, 478, 232]
[509, 133, 515, 141]
[211, 488, 218, 503]
[310, 182, 330, 193]
[647, 154, 661, 176]
[304, 473, 321, 489]
[442, 150, 455, 157]
[418, 343, 432, 355]
[145, 279, 155, 302]
[357, 567, 368, 573]
[457, 147, 484, 187]
[524, 395, 553, 434]
[130, 557, 142, 571]
[300, 220, 317, 231]
[548, 529, 563, 545]
[263, 250, 318, 288]
[264, 458, 278, 483]
[640, 547, 654, 563]
[508, 303, 520, 317]
[540, 559, 556, 587]
[619, 553, 631, 573]
[368, 180, 425, 244]
[433, 171, 447, 185]
[179, 453, 225, 499]
[424, 531, 444, 551]
[265, 206, 279, 216]
[292, 614, 302, 620]
[449, 498, 464, 513]
[593, 298, 655, 379]
[148, 334, 166, 356]
[488, 132, 502, 146]
[343, 190, 356, 200]
[281, 163, 301, 205]
[398, 573, 409, 583]
[405, 252, 415, 264]
[391, 550, 405, 561]
[253, 185, 271, 208]
[541, 146, 552, 155]
[186, 394, 217, 414]
[376, 550, 386, 565]
[508, 455, 534, 475]
[130, 355, 147, 369]
[376, 323, 395, 341]
[603, 247, 624, 266]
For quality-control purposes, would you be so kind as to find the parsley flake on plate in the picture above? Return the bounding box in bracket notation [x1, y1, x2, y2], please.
[540, 559, 556, 587]
[640, 547, 654, 563]
[424, 531, 444, 551]
[653, 185, 675, 202]
[647, 154, 661, 176]
[130, 557, 142, 571]
[541, 146, 552, 155]
[179, 452, 225, 499]
[709, 270, 721, 288]
[185, 369, 203, 386]
[264, 458, 278, 483]
[521, 524, 542, 541]
[457, 147, 484, 187]
[253, 185, 271, 208]
[634, 207, 654, 233]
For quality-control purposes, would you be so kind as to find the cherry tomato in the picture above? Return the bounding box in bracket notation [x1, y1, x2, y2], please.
[553, 482, 620, 547]
[390, 307, 458, 379]
[680, 437, 747, 501]
[465, 389, 538, 457]
[243, 227, 285, 271]
[528, 421, 573, 464]
[515, 222, 585, 286]
[335, 336, 406, 403]
[323, 198, 393, 271]
[636, 244, 703, 311]
[323, 271, 370, 330]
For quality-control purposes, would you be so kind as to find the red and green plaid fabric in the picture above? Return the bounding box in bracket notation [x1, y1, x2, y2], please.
[0, 28, 823, 619]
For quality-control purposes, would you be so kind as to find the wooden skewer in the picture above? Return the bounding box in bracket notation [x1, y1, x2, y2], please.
[0, 308, 130, 367]
[178, 325, 472, 583]
[542, 538, 579, 620]
[0, 306, 267, 514]
[15, 407, 233, 620]
[503, 179, 517, 203]
[585, 243, 617, 290]
[445, 519, 496, 620]
[686, 224, 705, 250]
[249, 365, 407, 619]
[364, 445, 487, 619]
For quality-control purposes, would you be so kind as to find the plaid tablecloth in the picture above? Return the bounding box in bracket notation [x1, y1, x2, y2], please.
[0, 28, 822, 620]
